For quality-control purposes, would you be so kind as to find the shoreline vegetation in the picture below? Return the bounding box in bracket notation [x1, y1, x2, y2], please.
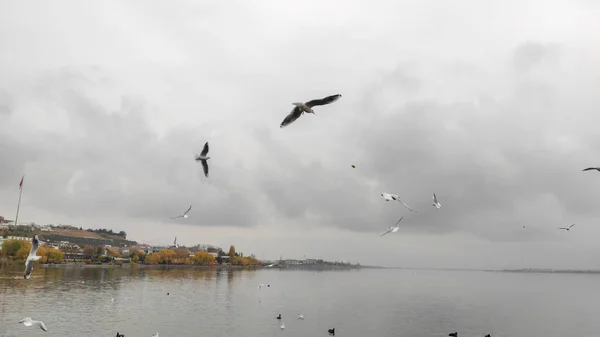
[0, 225, 365, 271]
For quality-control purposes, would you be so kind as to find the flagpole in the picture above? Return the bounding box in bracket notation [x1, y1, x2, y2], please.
[14, 176, 24, 226]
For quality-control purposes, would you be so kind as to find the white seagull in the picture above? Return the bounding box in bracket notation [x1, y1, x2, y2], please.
[558, 224, 575, 231]
[280, 322, 285, 330]
[298, 314, 304, 320]
[152, 333, 159, 337]
[170, 205, 192, 219]
[259, 283, 264, 289]
[195, 142, 211, 178]
[432, 193, 441, 209]
[18, 317, 47, 331]
[381, 192, 417, 213]
[280, 94, 342, 128]
[24, 234, 41, 279]
[381, 216, 404, 237]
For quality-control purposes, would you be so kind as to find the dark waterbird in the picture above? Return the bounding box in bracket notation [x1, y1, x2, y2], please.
[582, 167, 600, 172]
[328, 328, 335, 335]
[276, 314, 281, 320]
[280, 94, 342, 128]
[558, 224, 575, 231]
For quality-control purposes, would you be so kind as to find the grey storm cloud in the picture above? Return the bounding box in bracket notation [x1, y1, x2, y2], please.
[1, 0, 600, 268]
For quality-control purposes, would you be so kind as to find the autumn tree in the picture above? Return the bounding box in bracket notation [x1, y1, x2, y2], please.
[46, 248, 64, 263]
[174, 248, 191, 264]
[106, 248, 121, 258]
[193, 251, 216, 266]
[145, 253, 160, 265]
[15, 241, 33, 261]
[228, 245, 236, 261]
[36, 246, 49, 263]
[128, 250, 146, 263]
[1, 239, 26, 256]
[159, 249, 176, 264]
[82, 245, 95, 257]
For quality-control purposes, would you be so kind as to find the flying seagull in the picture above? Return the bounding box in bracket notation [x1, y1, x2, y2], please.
[24, 234, 41, 279]
[18, 317, 47, 331]
[170, 205, 192, 220]
[351, 164, 356, 169]
[558, 224, 575, 231]
[432, 193, 441, 209]
[582, 167, 600, 172]
[280, 94, 342, 128]
[381, 192, 417, 213]
[381, 216, 404, 237]
[297, 314, 304, 320]
[195, 142, 210, 178]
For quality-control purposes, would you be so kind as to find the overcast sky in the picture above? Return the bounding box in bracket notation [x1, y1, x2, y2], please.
[1, 0, 600, 269]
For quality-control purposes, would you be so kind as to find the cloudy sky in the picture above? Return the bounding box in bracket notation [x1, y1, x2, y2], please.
[1, 0, 600, 269]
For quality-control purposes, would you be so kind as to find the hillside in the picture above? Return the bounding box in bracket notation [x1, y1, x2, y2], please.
[40, 229, 137, 247]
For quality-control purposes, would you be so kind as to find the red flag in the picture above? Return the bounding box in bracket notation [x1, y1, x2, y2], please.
[18, 175, 24, 190]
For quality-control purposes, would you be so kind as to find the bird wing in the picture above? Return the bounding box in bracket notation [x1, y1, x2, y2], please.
[394, 216, 404, 226]
[305, 94, 342, 108]
[201, 159, 209, 178]
[37, 321, 47, 331]
[399, 199, 417, 213]
[24, 260, 34, 278]
[170, 215, 183, 219]
[380, 228, 393, 236]
[433, 193, 438, 204]
[569, 224, 575, 229]
[280, 106, 303, 128]
[582, 167, 598, 171]
[200, 142, 209, 157]
[19, 317, 31, 324]
[558, 227, 567, 230]
[183, 205, 192, 215]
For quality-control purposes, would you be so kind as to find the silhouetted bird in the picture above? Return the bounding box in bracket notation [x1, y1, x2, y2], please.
[328, 328, 335, 335]
[558, 224, 575, 231]
[449, 333, 458, 337]
[583, 167, 600, 172]
[195, 142, 211, 178]
[276, 314, 281, 320]
[280, 94, 342, 128]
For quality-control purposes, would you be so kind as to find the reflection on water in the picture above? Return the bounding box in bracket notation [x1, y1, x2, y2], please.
[1, 266, 600, 337]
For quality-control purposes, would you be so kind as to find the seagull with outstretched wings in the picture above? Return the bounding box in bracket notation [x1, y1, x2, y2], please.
[171, 205, 192, 219]
[195, 142, 210, 178]
[280, 94, 342, 128]
[24, 234, 41, 279]
[558, 224, 575, 231]
[18, 317, 47, 331]
[381, 216, 404, 237]
[583, 167, 600, 172]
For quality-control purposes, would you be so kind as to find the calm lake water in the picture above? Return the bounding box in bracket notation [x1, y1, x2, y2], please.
[0, 266, 599, 337]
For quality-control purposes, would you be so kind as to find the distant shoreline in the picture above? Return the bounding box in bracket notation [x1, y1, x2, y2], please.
[41, 263, 260, 270]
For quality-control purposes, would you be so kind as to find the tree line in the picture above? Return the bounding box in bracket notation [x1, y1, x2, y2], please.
[0, 239, 64, 263]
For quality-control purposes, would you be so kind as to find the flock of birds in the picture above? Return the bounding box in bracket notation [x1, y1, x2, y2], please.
[169, 93, 450, 237]
[12, 93, 592, 335]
